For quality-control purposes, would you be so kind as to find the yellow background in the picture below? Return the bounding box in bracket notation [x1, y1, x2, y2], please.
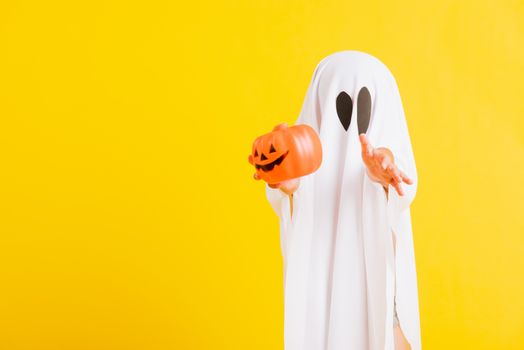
[1, 0, 523, 349]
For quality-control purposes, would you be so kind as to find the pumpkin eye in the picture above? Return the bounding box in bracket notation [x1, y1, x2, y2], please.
[254, 149, 259, 157]
[269, 144, 276, 153]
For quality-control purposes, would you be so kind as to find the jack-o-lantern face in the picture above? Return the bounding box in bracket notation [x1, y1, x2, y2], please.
[248, 123, 322, 184]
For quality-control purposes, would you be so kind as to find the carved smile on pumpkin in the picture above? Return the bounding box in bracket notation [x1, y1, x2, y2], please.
[255, 150, 289, 172]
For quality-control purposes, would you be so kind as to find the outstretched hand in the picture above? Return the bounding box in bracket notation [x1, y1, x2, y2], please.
[359, 133, 413, 196]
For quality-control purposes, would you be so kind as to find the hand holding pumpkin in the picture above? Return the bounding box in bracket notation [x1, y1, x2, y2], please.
[253, 172, 300, 195]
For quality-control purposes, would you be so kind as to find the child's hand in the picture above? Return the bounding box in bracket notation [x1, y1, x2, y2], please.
[359, 133, 413, 196]
[254, 172, 300, 195]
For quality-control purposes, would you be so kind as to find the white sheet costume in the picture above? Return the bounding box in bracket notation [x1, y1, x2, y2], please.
[266, 51, 421, 350]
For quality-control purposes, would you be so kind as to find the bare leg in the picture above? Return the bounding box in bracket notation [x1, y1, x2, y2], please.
[394, 324, 411, 350]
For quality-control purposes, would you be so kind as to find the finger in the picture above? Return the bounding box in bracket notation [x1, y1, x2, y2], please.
[268, 182, 280, 188]
[362, 151, 376, 167]
[359, 133, 373, 157]
[385, 164, 399, 182]
[253, 172, 261, 180]
[391, 180, 405, 196]
[399, 170, 414, 185]
[386, 164, 402, 183]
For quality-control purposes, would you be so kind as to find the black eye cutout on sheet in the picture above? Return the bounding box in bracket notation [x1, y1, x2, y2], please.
[357, 87, 371, 134]
[336, 91, 352, 131]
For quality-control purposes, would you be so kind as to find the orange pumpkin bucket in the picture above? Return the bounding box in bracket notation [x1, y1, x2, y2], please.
[248, 123, 322, 184]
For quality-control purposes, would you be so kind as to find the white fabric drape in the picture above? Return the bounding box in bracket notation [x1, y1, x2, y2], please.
[265, 51, 421, 350]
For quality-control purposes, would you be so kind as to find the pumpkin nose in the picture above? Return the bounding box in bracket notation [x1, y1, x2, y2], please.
[261, 153, 268, 161]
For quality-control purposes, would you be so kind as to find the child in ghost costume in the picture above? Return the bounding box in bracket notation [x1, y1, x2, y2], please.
[262, 51, 421, 350]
